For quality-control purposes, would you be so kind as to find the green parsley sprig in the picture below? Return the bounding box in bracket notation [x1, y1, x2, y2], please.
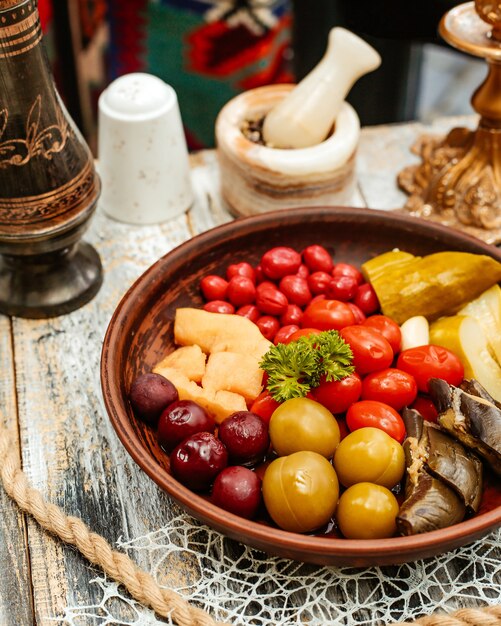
[259, 330, 354, 402]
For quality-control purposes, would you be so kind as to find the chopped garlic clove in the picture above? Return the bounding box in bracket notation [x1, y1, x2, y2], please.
[400, 316, 429, 351]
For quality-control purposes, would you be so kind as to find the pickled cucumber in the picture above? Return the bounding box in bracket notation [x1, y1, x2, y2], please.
[362, 251, 501, 325]
[362, 250, 415, 284]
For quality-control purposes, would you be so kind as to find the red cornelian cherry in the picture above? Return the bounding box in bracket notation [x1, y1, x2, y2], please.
[261, 247, 302, 280]
[302, 244, 334, 273]
[200, 275, 228, 301]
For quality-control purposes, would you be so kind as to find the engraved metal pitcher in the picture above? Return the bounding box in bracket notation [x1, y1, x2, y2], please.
[0, 0, 102, 317]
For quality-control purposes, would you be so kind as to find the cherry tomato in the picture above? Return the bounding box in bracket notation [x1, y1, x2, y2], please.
[226, 262, 256, 283]
[336, 482, 399, 539]
[250, 390, 281, 424]
[203, 300, 235, 314]
[255, 284, 288, 316]
[361, 368, 418, 410]
[353, 283, 380, 315]
[346, 400, 406, 443]
[347, 302, 366, 324]
[333, 427, 405, 488]
[339, 325, 393, 375]
[279, 275, 312, 307]
[363, 315, 402, 354]
[274, 324, 300, 345]
[302, 244, 334, 273]
[236, 304, 260, 323]
[311, 372, 362, 414]
[256, 315, 280, 341]
[226, 276, 256, 307]
[327, 275, 359, 301]
[411, 395, 439, 423]
[261, 247, 302, 280]
[302, 299, 355, 331]
[200, 275, 228, 301]
[308, 271, 332, 295]
[262, 451, 339, 533]
[396, 344, 464, 392]
[269, 397, 340, 458]
[286, 327, 322, 343]
[332, 263, 363, 285]
[280, 304, 303, 326]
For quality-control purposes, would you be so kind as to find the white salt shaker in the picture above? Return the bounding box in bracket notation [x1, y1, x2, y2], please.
[98, 73, 194, 224]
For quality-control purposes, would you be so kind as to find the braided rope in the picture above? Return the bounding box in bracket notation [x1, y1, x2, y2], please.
[390, 606, 501, 626]
[0, 426, 230, 626]
[1, 424, 500, 626]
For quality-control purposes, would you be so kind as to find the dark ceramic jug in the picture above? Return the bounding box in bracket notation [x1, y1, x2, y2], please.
[0, 0, 102, 317]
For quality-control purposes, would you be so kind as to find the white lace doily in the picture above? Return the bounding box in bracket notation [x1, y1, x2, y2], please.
[60, 501, 501, 626]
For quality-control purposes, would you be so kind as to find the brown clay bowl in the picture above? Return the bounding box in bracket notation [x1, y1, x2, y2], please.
[101, 206, 501, 566]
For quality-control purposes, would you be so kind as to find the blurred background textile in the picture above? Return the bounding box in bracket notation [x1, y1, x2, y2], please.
[39, 0, 294, 152]
[38, 0, 482, 154]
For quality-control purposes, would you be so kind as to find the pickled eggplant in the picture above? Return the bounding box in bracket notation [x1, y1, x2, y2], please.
[429, 378, 501, 476]
[426, 425, 483, 513]
[460, 378, 501, 410]
[361, 250, 501, 325]
[396, 407, 482, 535]
[397, 472, 465, 536]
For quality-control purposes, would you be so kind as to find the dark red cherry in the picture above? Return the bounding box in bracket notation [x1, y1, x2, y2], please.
[211, 466, 262, 519]
[129, 373, 178, 426]
[157, 400, 215, 452]
[218, 411, 269, 467]
[170, 432, 228, 491]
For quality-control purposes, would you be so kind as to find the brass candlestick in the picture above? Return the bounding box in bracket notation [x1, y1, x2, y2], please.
[0, 0, 102, 318]
[399, 1, 501, 244]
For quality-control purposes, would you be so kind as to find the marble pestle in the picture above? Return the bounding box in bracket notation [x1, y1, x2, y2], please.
[262, 27, 381, 149]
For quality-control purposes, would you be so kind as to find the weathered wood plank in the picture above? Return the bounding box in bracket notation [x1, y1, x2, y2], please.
[13, 208, 195, 623]
[0, 315, 34, 626]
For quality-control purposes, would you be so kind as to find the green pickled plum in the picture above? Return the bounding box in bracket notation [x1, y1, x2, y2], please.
[333, 427, 405, 489]
[336, 482, 399, 539]
[269, 397, 340, 458]
[262, 450, 339, 533]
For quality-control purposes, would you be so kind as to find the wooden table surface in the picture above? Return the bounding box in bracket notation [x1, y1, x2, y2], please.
[2, 114, 500, 626]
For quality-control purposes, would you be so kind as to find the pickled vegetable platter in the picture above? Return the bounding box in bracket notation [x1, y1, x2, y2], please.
[101, 207, 501, 566]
